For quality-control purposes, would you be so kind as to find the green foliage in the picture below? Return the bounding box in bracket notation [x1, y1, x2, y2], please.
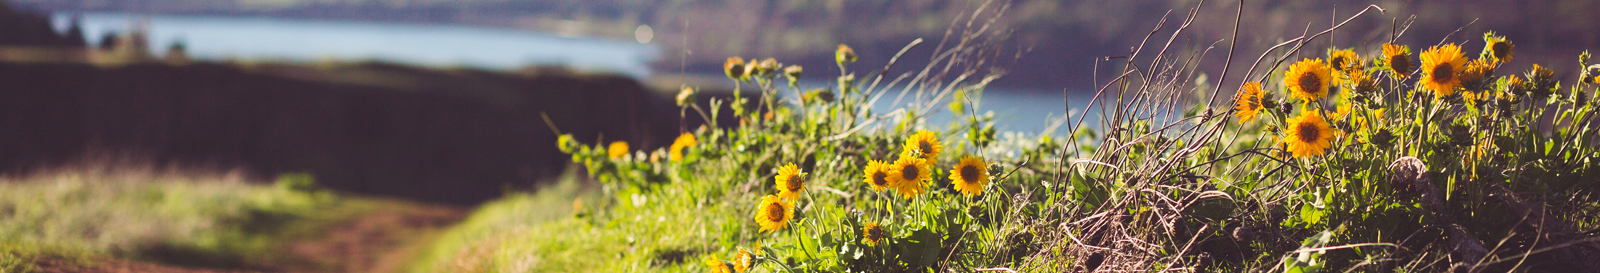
[420, 5, 1600, 273]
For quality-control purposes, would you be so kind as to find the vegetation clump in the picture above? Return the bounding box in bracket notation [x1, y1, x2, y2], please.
[418, 3, 1599, 272]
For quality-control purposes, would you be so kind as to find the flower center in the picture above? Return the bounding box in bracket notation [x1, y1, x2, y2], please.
[960, 165, 981, 182]
[871, 171, 889, 187]
[865, 226, 883, 239]
[1299, 73, 1322, 93]
[900, 164, 919, 180]
[1432, 64, 1454, 82]
[1391, 55, 1410, 74]
[786, 175, 803, 192]
[1330, 57, 1346, 70]
[918, 141, 934, 156]
[766, 203, 785, 222]
[1492, 43, 1510, 59]
[1297, 122, 1322, 143]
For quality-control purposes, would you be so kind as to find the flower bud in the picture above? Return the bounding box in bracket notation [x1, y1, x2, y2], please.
[1449, 123, 1473, 147]
[1581, 64, 1600, 84]
[1370, 129, 1395, 148]
[811, 88, 835, 103]
[557, 134, 579, 153]
[784, 65, 803, 82]
[836, 44, 857, 64]
[756, 58, 778, 77]
[676, 86, 696, 106]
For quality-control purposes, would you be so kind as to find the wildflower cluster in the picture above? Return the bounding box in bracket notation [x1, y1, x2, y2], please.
[1220, 24, 1599, 271]
[548, 7, 1599, 272]
[559, 32, 1042, 271]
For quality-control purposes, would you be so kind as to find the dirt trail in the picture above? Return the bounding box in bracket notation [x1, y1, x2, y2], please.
[29, 202, 465, 273]
[285, 203, 464, 273]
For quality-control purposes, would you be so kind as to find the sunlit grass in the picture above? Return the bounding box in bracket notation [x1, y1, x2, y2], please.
[0, 166, 341, 270]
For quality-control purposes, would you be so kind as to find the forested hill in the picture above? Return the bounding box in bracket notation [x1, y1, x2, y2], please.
[9, 0, 1599, 89]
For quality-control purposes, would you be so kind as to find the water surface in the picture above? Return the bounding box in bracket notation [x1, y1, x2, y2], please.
[53, 12, 660, 78]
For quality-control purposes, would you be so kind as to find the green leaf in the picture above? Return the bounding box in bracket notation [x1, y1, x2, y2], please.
[1299, 204, 1326, 226]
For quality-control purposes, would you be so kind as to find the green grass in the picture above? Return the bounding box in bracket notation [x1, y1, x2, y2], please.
[408, 170, 723, 272]
[0, 167, 347, 271]
[410, 5, 1600, 271]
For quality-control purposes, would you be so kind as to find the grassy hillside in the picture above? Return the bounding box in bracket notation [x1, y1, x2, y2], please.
[0, 164, 469, 272]
[411, 3, 1600, 272]
[0, 166, 339, 270]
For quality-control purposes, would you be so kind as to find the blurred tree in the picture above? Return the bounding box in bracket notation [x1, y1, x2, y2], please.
[98, 32, 118, 50]
[165, 39, 188, 64]
[62, 15, 85, 47]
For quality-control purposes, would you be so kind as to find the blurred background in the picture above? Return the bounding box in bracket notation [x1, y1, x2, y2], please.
[1, 0, 1597, 205]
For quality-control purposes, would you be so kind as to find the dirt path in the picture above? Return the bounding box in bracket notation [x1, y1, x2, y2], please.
[285, 202, 465, 273]
[27, 201, 466, 273]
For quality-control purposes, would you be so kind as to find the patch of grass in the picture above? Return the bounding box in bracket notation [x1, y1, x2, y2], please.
[409, 171, 703, 272]
[0, 241, 96, 273]
[0, 167, 343, 270]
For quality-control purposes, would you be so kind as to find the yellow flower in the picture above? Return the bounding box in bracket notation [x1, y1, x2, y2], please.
[607, 141, 629, 159]
[1328, 48, 1360, 84]
[861, 222, 886, 246]
[1233, 82, 1266, 124]
[1529, 64, 1555, 87]
[754, 195, 793, 232]
[1334, 100, 1353, 120]
[1503, 75, 1527, 93]
[705, 256, 732, 273]
[1421, 43, 1468, 98]
[1283, 110, 1340, 158]
[724, 57, 746, 79]
[949, 156, 990, 197]
[774, 163, 806, 201]
[732, 248, 753, 273]
[1284, 58, 1333, 102]
[887, 156, 932, 199]
[861, 160, 891, 192]
[902, 130, 943, 160]
[1348, 67, 1376, 93]
[1483, 31, 1514, 64]
[1461, 91, 1482, 107]
[1382, 43, 1413, 77]
[670, 133, 698, 161]
[1328, 49, 1359, 72]
[836, 44, 857, 64]
[1460, 59, 1493, 90]
[1331, 98, 1352, 140]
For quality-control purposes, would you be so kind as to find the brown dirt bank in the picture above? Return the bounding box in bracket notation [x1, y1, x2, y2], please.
[0, 61, 735, 204]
